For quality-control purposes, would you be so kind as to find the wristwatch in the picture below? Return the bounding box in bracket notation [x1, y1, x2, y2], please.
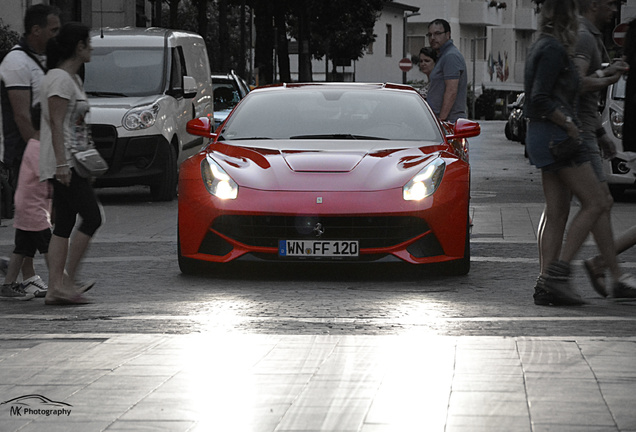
[564, 116, 573, 126]
[595, 69, 605, 78]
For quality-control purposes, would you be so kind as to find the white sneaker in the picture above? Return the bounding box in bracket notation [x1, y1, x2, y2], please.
[21, 275, 48, 298]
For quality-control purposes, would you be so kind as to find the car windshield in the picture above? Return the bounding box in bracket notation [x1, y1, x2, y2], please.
[213, 80, 242, 111]
[84, 47, 165, 97]
[220, 88, 442, 142]
[612, 75, 626, 100]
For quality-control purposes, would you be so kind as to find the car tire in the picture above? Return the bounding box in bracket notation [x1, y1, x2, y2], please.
[505, 122, 512, 140]
[151, 143, 178, 202]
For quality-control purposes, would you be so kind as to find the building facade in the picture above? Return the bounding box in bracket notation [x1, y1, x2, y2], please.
[1, 0, 148, 35]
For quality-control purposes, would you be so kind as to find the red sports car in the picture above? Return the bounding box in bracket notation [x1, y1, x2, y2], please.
[178, 83, 480, 274]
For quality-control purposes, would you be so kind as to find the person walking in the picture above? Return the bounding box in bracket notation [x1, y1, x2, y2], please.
[425, 18, 467, 122]
[418, 47, 438, 99]
[40, 22, 101, 305]
[0, 138, 52, 301]
[525, 0, 609, 306]
[584, 15, 636, 291]
[571, 0, 636, 300]
[0, 4, 59, 288]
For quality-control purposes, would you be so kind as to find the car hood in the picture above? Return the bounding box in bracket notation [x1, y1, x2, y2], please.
[207, 139, 451, 191]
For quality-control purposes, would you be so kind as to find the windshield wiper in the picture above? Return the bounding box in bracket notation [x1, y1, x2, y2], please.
[289, 134, 388, 140]
[86, 91, 128, 97]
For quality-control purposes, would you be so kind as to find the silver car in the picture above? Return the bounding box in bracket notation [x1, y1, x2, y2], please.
[211, 71, 251, 130]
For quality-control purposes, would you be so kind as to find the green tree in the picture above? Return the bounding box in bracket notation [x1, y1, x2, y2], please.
[309, 0, 384, 79]
[152, 0, 386, 85]
[244, 0, 386, 84]
[0, 19, 20, 61]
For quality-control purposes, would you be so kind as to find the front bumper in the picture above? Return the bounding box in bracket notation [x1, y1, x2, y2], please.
[90, 124, 169, 187]
[178, 163, 470, 266]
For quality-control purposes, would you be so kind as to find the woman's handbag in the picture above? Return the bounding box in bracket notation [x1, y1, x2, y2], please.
[73, 147, 108, 178]
[548, 135, 581, 162]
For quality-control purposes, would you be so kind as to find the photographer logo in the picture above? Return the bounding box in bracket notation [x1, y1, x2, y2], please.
[1, 394, 72, 417]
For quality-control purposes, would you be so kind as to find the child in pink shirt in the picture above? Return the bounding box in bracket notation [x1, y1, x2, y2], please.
[0, 138, 52, 300]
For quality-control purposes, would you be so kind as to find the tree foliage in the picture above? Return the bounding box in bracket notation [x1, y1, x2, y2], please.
[306, 0, 383, 63]
[244, 0, 386, 84]
[150, 0, 387, 85]
[0, 19, 20, 62]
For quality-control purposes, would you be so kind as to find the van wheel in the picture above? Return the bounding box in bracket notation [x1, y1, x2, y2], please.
[151, 144, 177, 201]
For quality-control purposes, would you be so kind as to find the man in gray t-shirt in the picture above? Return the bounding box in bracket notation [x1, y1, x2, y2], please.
[426, 18, 467, 123]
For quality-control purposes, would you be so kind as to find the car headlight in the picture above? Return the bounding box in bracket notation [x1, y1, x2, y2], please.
[610, 108, 623, 139]
[123, 103, 160, 131]
[201, 154, 238, 199]
[403, 157, 446, 201]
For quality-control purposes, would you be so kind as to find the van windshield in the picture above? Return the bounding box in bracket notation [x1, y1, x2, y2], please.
[84, 47, 165, 97]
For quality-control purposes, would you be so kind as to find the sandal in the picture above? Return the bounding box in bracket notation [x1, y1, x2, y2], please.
[76, 279, 96, 294]
[45, 293, 91, 305]
[584, 259, 607, 298]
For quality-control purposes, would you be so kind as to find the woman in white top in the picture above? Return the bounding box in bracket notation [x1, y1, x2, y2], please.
[40, 22, 101, 305]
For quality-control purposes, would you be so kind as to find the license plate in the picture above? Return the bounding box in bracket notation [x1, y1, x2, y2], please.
[279, 240, 359, 257]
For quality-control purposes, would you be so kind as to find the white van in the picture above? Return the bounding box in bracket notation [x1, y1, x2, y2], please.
[599, 74, 636, 198]
[84, 27, 214, 201]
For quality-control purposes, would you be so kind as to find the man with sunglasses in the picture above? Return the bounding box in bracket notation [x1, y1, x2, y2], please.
[425, 19, 467, 123]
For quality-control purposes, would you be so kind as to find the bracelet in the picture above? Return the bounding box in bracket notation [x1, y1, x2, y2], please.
[56, 164, 69, 168]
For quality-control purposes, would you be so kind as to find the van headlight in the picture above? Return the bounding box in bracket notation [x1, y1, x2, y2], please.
[610, 108, 623, 139]
[403, 157, 445, 201]
[201, 154, 238, 200]
[123, 103, 160, 131]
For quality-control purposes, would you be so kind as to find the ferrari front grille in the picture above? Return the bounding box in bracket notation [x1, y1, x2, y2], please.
[211, 215, 430, 249]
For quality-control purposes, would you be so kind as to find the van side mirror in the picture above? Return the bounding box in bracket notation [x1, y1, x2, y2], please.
[183, 76, 198, 99]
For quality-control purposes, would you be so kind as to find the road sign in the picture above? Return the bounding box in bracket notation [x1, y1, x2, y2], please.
[613, 22, 629, 47]
[399, 57, 413, 72]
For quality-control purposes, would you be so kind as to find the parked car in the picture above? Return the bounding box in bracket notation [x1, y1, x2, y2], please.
[504, 92, 526, 144]
[177, 83, 480, 275]
[84, 28, 214, 201]
[600, 74, 636, 198]
[211, 71, 250, 130]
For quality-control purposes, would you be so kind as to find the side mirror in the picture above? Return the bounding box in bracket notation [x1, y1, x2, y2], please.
[447, 118, 481, 139]
[183, 76, 198, 99]
[186, 116, 217, 139]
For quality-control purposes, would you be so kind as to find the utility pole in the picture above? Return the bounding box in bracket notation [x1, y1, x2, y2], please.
[402, 11, 420, 84]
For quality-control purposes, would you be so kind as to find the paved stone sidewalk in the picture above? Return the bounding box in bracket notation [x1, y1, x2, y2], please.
[0, 333, 635, 432]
